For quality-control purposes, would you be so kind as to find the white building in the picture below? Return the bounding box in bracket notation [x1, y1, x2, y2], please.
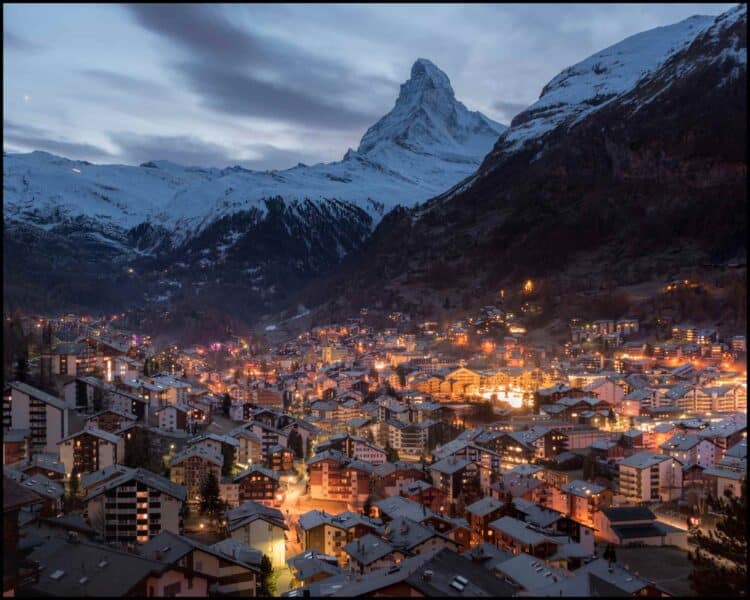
[58, 427, 124, 478]
[659, 434, 717, 467]
[618, 452, 683, 502]
[6, 382, 72, 455]
[226, 501, 288, 569]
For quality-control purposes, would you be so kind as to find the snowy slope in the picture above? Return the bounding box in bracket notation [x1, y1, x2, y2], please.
[494, 14, 716, 156]
[4, 59, 505, 246]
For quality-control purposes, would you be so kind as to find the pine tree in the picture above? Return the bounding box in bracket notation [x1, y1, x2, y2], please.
[14, 354, 29, 383]
[222, 393, 232, 417]
[287, 429, 303, 459]
[385, 442, 400, 463]
[688, 480, 747, 596]
[259, 554, 277, 597]
[199, 471, 222, 523]
[221, 443, 235, 477]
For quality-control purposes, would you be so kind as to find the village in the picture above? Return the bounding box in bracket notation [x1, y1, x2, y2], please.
[3, 285, 747, 597]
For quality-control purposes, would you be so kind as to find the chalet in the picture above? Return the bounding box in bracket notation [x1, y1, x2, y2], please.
[169, 446, 223, 505]
[428, 456, 480, 505]
[58, 427, 124, 478]
[226, 501, 288, 569]
[233, 465, 281, 506]
[299, 510, 383, 566]
[140, 531, 260, 596]
[466, 496, 507, 545]
[307, 450, 374, 507]
[84, 406, 137, 433]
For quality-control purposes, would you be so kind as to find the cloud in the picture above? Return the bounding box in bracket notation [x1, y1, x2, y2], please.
[242, 143, 325, 171]
[110, 131, 318, 171]
[3, 29, 43, 52]
[174, 62, 380, 130]
[3, 121, 113, 162]
[492, 100, 530, 121]
[125, 4, 393, 129]
[80, 69, 173, 98]
[110, 132, 237, 167]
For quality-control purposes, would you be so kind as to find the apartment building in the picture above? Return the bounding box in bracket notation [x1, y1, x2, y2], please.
[315, 433, 387, 465]
[307, 450, 374, 507]
[58, 427, 124, 478]
[618, 452, 683, 502]
[659, 434, 717, 467]
[6, 382, 71, 456]
[299, 510, 383, 566]
[169, 446, 223, 505]
[387, 419, 433, 457]
[84, 466, 186, 543]
[229, 427, 264, 468]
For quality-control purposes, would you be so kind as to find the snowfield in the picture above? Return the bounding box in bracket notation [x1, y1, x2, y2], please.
[4, 59, 504, 248]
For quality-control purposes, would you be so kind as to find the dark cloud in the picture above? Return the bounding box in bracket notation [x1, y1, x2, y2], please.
[80, 69, 173, 97]
[3, 29, 43, 52]
[109, 131, 315, 171]
[125, 4, 395, 129]
[3, 121, 113, 162]
[110, 132, 237, 168]
[175, 62, 380, 130]
[243, 144, 325, 171]
[492, 100, 529, 121]
[126, 4, 263, 63]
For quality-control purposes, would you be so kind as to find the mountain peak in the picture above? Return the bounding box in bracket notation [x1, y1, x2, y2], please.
[356, 59, 504, 158]
[406, 58, 454, 96]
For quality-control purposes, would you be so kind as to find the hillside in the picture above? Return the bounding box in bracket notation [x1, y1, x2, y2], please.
[294, 6, 747, 336]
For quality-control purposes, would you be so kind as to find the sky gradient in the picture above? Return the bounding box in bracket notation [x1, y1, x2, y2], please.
[3, 3, 736, 170]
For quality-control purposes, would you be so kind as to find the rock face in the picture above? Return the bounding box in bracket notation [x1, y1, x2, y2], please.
[299, 5, 746, 325]
[3, 60, 504, 320]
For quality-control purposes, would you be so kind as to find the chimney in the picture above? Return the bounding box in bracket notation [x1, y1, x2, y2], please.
[423, 569, 433, 582]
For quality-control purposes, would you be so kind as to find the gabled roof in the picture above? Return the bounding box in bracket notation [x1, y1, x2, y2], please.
[495, 552, 569, 591]
[8, 381, 68, 410]
[376, 496, 433, 522]
[233, 465, 280, 482]
[211, 539, 263, 569]
[560, 480, 606, 498]
[430, 456, 471, 474]
[328, 548, 516, 597]
[168, 444, 223, 467]
[59, 426, 121, 446]
[298, 509, 380, 533]
[600, 506, 656, 523]
[226, 501, 288, 531]
[619, 451, 672, 469]
[342, 533, 395, 565]
[3, 474, 43, 511]
[3, 468, 63, 500]
[725, 439, 747, 459]
[141, 530, 261, 573]
[660, 434, 703, 451]
[84, 467, 186, 502]
[489, 516, 550, 546]
[466, 496, 504, 518]
[25, 536, 180, 596]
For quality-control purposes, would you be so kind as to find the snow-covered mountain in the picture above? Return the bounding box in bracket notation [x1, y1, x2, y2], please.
[4, 59, 504, 248]
[3, 59, 504, 320]
[316, 5, 746, 332]
[463, 12, 720, 182]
